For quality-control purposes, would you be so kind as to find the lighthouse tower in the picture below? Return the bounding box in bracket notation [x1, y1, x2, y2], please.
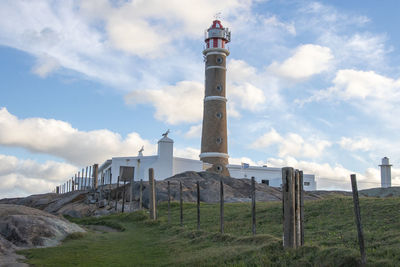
[200, 19, 231, 176]
[380, 157, 392, 188]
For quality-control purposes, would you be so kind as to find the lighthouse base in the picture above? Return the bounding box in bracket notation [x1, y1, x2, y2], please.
[202, 156, 230, 177]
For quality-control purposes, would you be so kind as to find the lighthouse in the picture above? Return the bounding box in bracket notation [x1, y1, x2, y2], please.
[380, 157, 392, 188]
[200, 19, 231, 176]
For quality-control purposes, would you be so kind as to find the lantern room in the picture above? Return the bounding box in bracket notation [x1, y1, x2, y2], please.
[204, 20, 231, 49]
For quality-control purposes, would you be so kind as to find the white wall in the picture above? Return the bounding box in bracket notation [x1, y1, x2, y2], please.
[228, 165, 282, 182]
[96, 137, 318, 190]
[173, 157, 203, 174]
[228, 165, 316, 191]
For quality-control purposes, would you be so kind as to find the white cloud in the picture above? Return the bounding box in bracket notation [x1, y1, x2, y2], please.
[263, 16, 296, 35]
[251, 128, 331, 158]
[125, 81, 204, 125]
[185, 124, 202, 139]
[300, 69, 400, 122]
[174, 147, 200, 160]
[32, 53, 60, 77]
[268, 44, 333, 80]
[229, 156, 258, 166]
[228, 59, 268, 111]
[339, 137, 373, 152]
[0, 154, 77, 198]
[332, 69, 400, 100]
[0, 1, 135, 86]
[251, 128, 283, 148]
[0, 107, 156, 165]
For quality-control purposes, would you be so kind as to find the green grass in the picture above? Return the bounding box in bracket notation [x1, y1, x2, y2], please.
[21, 196, 400, 266]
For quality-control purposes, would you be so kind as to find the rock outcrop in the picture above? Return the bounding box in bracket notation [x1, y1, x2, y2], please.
[0, 204, 85, 266]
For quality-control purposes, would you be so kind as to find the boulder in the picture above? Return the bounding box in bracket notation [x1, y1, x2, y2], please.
[0, 204, 85, 265]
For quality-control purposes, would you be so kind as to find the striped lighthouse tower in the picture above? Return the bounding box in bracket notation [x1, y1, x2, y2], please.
[200, 19, 231, 176]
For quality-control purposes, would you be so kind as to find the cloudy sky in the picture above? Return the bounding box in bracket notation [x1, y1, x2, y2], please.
[1, 0, 400, 198]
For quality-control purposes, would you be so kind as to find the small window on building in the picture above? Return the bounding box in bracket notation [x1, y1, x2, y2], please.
[216, 57, 223, 64]
[216, 112, 223, 119]
[216, 137, 222, 144]
[304, 182, 310, 186]
[262, 179, 269, 185]
[216, 84, 223, 92]
[216, 165, 223, 172]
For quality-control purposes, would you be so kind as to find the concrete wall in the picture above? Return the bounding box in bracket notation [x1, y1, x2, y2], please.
[173, 157, 203, 174]
[228, 165, 281, 182]
[228, 165, 317, 191]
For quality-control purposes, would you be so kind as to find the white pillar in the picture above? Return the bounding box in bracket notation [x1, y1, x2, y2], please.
[380, 157, 392, 188]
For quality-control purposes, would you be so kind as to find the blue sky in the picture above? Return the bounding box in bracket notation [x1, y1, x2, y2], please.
[1, 0, 400, 198]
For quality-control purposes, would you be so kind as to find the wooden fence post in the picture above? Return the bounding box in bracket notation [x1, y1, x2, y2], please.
[299, 171, 304, 246]
[167, 181, 171, 224]
[282, 167, 296, 248]
[88, 166, 92, 189]
[180, 181, 183, 226]
[86, 166, 89, 189]
[197, 181, 200, 230]
[77, 172, 80, 190]
[295, 170, 301, 248]
[81, 168, 84, 189]
[220, 179, 224, 234]
[139, 179, 143, 210]
[148, 168, 157, 220]
[72, 176, 76, 191]
[93, 164, 98, 189]
[122, 179, 126, 213]
[115, 175, 120, 211]
[130, 175, 134, 210]
[351, 174, 367, 266]
[108, 173, 112, 204]
[154, 179, 157, 219]
[251, 176, 256, 236]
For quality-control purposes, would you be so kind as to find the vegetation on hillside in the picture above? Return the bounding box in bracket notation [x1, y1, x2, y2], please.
[21, 196, 400, 266]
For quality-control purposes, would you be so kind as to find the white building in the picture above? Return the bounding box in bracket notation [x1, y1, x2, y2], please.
[380, 157, 392, 188]
[97, 135, 317, 191]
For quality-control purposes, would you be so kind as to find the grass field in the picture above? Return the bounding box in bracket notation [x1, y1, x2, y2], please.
[21, 196, 400, 266]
